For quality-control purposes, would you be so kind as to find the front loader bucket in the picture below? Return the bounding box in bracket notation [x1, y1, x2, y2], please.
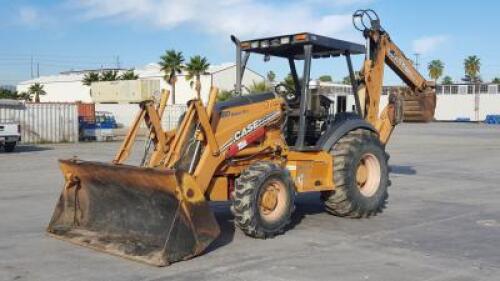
[47, 159, 220, 266]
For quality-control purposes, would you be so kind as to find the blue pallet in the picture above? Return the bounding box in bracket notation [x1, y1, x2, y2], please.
[485, 115, 500, 124]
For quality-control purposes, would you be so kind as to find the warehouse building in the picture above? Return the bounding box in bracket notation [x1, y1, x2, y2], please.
[317, 82, 500, 122]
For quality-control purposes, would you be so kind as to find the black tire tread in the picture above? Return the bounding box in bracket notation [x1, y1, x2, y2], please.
[324, 129, 390, 218]
[231, 162, 294, 239]
[4, 142, 16, 153]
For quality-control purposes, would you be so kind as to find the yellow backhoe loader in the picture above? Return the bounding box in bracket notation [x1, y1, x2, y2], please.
[47, 10, 436, 266]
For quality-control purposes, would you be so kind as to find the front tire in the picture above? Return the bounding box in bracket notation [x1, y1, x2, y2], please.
[4, 142, 16, 152]
[322, 129, 389, 218]
[231, 162, 295, 238]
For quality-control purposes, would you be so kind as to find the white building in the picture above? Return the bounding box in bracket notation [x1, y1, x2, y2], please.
[17, 63, 264, 105]
[17, 71, 92, 103]
[317, 82, 500, 121]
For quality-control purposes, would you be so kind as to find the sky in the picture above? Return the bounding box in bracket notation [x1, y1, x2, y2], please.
[0, 0, 499, 86]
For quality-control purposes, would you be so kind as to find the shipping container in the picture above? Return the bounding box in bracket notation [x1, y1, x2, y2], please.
[0, 102, 78, 144]
[77, 102, 95, 121]
[91, 79, 161, 104]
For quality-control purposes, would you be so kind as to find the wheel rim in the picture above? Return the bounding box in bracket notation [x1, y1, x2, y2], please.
[356, 153, 381, 197]
[259, 179, 287, 223]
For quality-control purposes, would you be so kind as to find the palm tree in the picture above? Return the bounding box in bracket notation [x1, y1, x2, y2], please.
[284, 73, 296, 90]
[464, 56, 481, 83]
[464, 55, 481, 121]
[17, 91, 32, 101]
[217, 90, 233, 102]
[442, 76, 453, 85]
[427, 60, 444, 84]
[120, 70, 139, 80]
[159, 50, 184, 104]
[28, 83, 46, 103]
[266, 71, 276, 83]
[283, 73, 306, 90]
[342, 72, 360, 85]
[82, 72, 100, 86]
[100, 70, 119, 81]
[248, 81, 270, 93]
[185, 55, 210, 100]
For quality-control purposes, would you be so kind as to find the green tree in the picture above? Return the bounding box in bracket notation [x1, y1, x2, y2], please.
[0, 88, 17, 99]
[159, 49, 185, 104]
[427, 60, 444, 83]
[217, 90, 234, 102]
[17, 91, 32, 101]
[492, 77, 500, 84]
[28, 83, 46, 103]
[120, 70, 139, 80]
[442, 76, 453, 85]
[99, 70, 119, 81]
[82, 72, 100, 86]
[248, 81, 271, 93]
[342, 72, 361, 85]
[266, 71, 276, 83]
[185, 55, 210, 100]
[342, 75, 351, 85]
[464, 55, 481, 83]
[283, 73, 300, 89]
[319, 75, 333, 82]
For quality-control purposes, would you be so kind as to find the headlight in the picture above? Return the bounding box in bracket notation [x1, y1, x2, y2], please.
[250, 41, 259, 48]
[260, 40, 270, 48]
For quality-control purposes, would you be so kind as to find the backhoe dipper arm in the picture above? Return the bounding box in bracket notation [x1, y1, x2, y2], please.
[383, 35, 433, 93]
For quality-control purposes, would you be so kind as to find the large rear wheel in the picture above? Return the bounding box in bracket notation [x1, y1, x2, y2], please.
[322, 129, 389, 217]
[231, 162, 295, 238]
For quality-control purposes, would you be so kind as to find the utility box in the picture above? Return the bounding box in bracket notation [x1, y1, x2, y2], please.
[91, 80, 161, 104]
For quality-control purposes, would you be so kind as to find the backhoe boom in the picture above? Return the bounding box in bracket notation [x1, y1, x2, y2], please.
[354, 9, 436, 144]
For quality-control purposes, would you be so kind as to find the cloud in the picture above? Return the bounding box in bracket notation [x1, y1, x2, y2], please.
[15, 6, 58, 28]
[71, 0, 363, 38]
[412, 35, 449, 55]
[19, 6, 40, 26]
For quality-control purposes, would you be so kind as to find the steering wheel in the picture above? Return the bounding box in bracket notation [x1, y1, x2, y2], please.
[275, 83, 299, 105]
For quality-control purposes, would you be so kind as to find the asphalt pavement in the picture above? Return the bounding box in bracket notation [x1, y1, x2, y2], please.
[1, 122, 499, 281]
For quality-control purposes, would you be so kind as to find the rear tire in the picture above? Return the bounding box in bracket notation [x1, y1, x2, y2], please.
[322, 129, 389, 218]
[231, 162, 295, 238]
[4, 142, 16, 152]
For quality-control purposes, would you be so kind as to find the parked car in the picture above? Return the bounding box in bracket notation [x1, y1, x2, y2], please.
[0, 120, 21, 152]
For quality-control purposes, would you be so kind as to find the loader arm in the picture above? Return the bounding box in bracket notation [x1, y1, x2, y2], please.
[354, 9, 436, 144]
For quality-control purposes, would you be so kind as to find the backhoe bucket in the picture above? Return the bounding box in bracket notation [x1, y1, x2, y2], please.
[402, 89, 437, 122]
[47, 159, 220, 266]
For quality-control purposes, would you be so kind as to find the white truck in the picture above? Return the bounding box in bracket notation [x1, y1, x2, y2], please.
[0, 121, 21, 152]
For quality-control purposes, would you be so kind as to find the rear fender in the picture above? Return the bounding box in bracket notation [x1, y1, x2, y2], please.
[317, 119, 377, 151]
